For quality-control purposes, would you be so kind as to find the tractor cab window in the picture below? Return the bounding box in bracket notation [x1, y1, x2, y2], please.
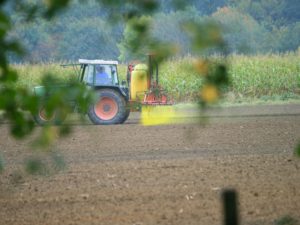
[82, 64, 94, 85]
[95, 64, 119, 86]
[111, 66, 119, 85]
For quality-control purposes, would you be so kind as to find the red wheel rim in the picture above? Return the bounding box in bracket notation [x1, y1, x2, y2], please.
[95, 97, 118, 120]
[39, 107, 55, 121]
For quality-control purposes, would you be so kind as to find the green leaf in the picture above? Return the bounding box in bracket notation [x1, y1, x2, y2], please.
[7, 41, 25, 56]
[275, 215, 298, 225]
[44, 0, 71, 19]
[51, 152, 66, 171]
[0, 154, 4, 173]
[0, 11, 11, 37]
[139, 0, 158, 13]
[295, 142, 300, 157]
[7, 108, 35, 139]
[25, 158, 45, 175]
[59, 124, 71, 136]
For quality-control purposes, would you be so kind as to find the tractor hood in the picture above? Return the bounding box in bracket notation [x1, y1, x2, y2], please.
[33, 84, 70, 97]
[33, 86, 46, 97]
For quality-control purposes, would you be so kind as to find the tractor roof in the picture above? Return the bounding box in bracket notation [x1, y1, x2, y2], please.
[78, 59, 118, 65]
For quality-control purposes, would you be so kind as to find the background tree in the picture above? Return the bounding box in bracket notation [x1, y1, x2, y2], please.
[4, 0, 300, 63]
[211, 7, 266, 54]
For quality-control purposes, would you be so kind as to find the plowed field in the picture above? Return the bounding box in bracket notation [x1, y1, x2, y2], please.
[1, 104, 300, 225]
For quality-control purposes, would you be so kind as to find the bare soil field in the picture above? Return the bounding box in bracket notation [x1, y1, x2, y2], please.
[1, 104, 300, 225]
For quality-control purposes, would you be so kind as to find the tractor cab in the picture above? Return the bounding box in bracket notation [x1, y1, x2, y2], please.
[78, 59, 120, 87]
[76, 59, 130, 125]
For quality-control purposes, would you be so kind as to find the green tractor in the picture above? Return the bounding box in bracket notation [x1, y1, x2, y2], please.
[33, 59, 130, 125]
[33, 56, 171, 125]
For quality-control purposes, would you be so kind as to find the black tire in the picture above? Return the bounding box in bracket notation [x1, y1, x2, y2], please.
[120, 107, 130, 124]
[87, 89, 127, 125]
[33, 105, 67, 126]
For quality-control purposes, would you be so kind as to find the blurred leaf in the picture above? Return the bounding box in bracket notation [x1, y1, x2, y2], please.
[200, 84, 219, 103]
[0, 69, 18, 82]
[214, 64, 229, 85]
[275, 215, 298, 225]
[51, 152, 66, 170]
[0, 0, 233, 174]
[33, 126, 59, 148]
[295, 142, 300, 157]
[0, 154, 4, 173]
[6, 41, 25, 56]
[0, 54, 8, 71]
[98, 0, 123, 7]
[206, 63, 229, 86]
[20, 93, 39, 113]
[0, 88, 16, 109]
[138, 0, 159, 13]
[59, 124, 71, 136]
[184, 21, 225, 51]
[44, 0, 71, 19]
[149, 42, 179, 63]
[172, 0, 187, 10]
[24, 5, 40, 22]
[10, 110, 35, 139]
[119, 15, 178, 62]
[194, 59, 209, 76]
[25, 157, 46, 175]
[0, 11, 11, 37]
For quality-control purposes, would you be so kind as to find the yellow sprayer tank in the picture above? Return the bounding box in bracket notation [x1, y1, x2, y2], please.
[130, 64, 149, 101]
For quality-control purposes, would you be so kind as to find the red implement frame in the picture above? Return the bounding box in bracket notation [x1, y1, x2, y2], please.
[142, 83, 172, 105]
[127, 55, 173, 107]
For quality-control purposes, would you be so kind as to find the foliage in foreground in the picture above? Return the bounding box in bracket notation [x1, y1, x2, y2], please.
[1, 0, 230, 174]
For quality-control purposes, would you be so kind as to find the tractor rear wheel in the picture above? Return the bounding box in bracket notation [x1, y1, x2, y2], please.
[87, 89, 127, 125]
[120, 107, 130, 124]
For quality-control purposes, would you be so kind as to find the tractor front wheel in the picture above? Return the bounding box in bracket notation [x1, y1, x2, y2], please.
[87, 89, 127, 125]
[33, 105, 67, 126]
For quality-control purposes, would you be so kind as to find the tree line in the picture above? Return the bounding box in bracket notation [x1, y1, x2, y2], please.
[7, 0, 300, 63]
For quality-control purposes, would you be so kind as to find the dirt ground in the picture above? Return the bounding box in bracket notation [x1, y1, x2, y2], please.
[0, 104, 300, 225]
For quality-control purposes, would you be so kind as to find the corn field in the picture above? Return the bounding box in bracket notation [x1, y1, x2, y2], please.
[13, 53, 300, 103]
